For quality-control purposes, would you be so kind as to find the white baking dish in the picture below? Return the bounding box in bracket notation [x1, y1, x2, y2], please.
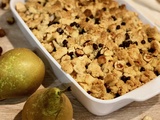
[10, 0, 160, 116]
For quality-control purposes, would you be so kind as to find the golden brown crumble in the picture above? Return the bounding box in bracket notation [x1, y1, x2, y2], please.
[16, 0, 160, 100]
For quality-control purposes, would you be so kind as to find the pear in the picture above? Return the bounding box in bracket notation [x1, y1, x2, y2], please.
[22, 87, 73, 120]
[0, 48, 45, 100]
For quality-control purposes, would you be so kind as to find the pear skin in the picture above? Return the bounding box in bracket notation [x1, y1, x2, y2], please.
[22, 88, 73, 120]
[0, 48, 45, 100]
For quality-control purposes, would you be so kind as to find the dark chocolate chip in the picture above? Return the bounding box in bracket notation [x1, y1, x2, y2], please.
[154, 70, 160, 76]
[86, 17, 90, 22]
[126, 62, 131, 67]
[93, 43, 98, 50]
[133, 41, 138, 45]
[89, 15, 94, 19]
[111, 15, 117, 21]
[79, 28, 86, 34]
[121, 21, 126, 26]
[68, 52, 74, 59]
[63, 7, 68, 11]
[95, 18, 100, 24]
[148, 48, 155, 53]
[62, 39, 68, 47]
[102, 7, 107, 11]
[98, 76, 103, 80]
[75, 15, 79, 19]
[70, 22, 80, 28]
[98, 43, 104, 47]
[119, 40, 132, 48]
[116, 25, 121, 30]
[125, 32, 130, 40]
[141, 40, 146, 44]
[148, 38, 154, 42]
[87, 91, 92, 94]
[107, 29, 111, 33]
[56, 28, 64, 35]
[140, 67, 145, 72]
[139, 49, 143, 54]
[120, 75, 130, 83]
[115, 93, 120, 98]
[95, 51, 103, 58]
[106, 88, 111, 93]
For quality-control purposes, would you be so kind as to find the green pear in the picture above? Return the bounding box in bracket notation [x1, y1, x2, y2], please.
[22, 87, 73, 120]
[0, 48, 45, 100]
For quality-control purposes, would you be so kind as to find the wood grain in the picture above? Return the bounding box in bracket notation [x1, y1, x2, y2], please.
[0, 2, 160, 120]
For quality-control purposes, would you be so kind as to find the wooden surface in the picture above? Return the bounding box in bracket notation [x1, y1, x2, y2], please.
[0, 0, 160, 120]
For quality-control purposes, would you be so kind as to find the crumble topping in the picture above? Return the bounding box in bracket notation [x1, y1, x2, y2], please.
[16, 0, 160, 100]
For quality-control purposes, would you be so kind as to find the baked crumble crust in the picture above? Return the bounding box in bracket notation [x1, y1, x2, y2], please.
[16, 0, 160, 100]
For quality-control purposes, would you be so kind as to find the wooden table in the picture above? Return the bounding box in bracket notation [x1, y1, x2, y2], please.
[0, 0, 160, 120]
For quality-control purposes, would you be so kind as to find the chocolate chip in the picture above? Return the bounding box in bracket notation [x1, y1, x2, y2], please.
[85, 17, 89, 22]
[68, 52, 74, 59]
[139, 49, 143, 54]
[120, 75, 130, 82]
[79, 28, 86, 34]
[126, 62, 131, 67]
[63, 7, 68, 11]
[98, 43, 104, 47]
[89, 15, 94, 19]
[98, 76, 103, 80]
[70, 22, 80, 28]
[111, 15, 117, 21]
[121, 21, 126, 26]
[56, 28, 64, 35]
[141, 40, 146, 44]
[87, 91, 92, 94]
[116, 25, 121, 30]
[119, 40, 132, 48]
[95, 51, 102, 58]
[115, 93, 120, 98]
[140, 67, 145, 72]
[148, 48, 155, 53]
[62, 39, 68, 47]
[48, 21, 59, 26]
[93, 43, 98, 50]
[148, 38, 154, 42]
[75, 15, 79, 19]
[95, 18, 100, 24]
[133, 41, 138, 45]
[106, 88, 111, 93]
[107, 29, 111, 33]
[125, 32, 130, 40]
[154, 70, 160, 76]
[0, 28, 6, 37]
[102, 7, 107, 11]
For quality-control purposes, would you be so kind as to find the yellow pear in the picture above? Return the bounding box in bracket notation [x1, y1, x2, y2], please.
[0, 48, 45, 100]
[22, 87, 73, 120]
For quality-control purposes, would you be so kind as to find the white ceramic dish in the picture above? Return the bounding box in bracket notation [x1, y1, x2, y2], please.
[10, 0, 160, 116]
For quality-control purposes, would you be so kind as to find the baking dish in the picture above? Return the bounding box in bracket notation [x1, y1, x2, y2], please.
[10, 0, 160, 116]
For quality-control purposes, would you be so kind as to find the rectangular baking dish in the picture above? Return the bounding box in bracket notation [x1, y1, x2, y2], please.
[10, 0, 160, 116]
